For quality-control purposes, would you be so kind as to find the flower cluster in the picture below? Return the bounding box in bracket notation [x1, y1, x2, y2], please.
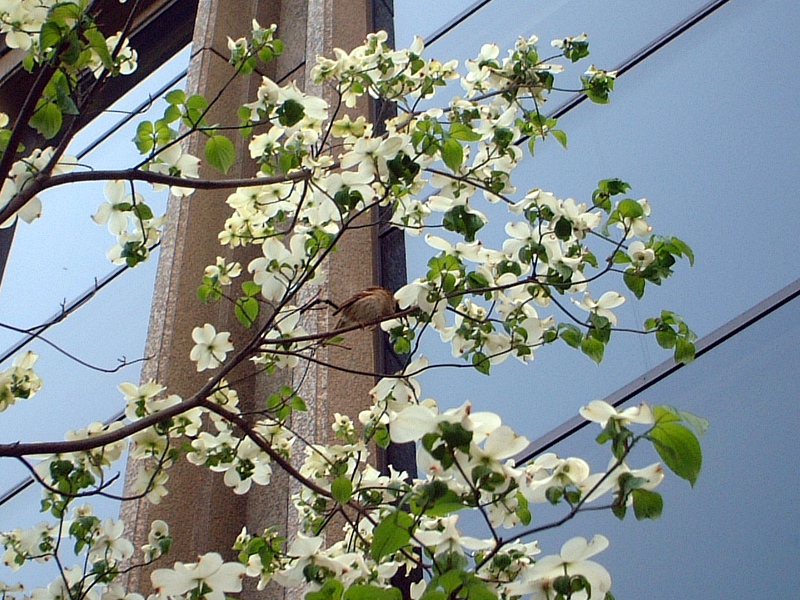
[152, 552, 245, 600]
[0, 351, 42, 412]
[0, 15, 706, 600]
[0, 148, 76, 228]
[1, 509, 170, 600]
[92, 180, 168, 266]
[0, 0, 136, 73]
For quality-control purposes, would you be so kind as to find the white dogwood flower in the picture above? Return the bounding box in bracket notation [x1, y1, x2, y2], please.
[190, 324, 233, 371]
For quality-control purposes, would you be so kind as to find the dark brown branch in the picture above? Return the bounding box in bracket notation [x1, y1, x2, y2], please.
[0, 166, 322, 224]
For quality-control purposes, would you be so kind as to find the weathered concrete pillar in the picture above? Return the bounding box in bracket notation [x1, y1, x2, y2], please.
[121, 2, 395, 598]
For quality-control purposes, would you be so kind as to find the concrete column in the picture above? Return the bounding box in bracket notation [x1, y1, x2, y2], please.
[121, 1, 396, 598]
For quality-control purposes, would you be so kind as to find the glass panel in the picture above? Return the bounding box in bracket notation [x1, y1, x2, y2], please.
[530, 291, 800, 599]
[395, 0, 709, 86]
[0, 49, 189, 482]
[394, 1, 800, 434]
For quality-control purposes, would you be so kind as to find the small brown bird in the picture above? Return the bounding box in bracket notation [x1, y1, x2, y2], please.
[334, 286, 396, 330]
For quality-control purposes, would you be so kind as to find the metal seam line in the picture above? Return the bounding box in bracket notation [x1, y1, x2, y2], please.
[547, 0, 734, 121]
[518, 277, 800, 463]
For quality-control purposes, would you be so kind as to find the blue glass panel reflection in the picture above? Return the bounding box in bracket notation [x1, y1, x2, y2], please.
[533, 293, 800, 599]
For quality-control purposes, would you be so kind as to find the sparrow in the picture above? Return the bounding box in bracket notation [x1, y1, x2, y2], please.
[334, 286, 396, 330]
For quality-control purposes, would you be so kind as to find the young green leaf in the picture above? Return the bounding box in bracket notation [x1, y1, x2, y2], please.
[559, 324, 583, 349]
[624, 271, 645, 299]
[551, 129, 568, 149]
[205, 134, 235, 174]
[581, 337, 605, 364]
[277, 99, 305, 127]
[132, 203, 154, 220]
[306, 579, 344, 600]
[649, 407, 703, 486]
[449, 123, 482, 142]
[371, 510, 413, 561]
[165, 89, 186, 105]
[235, 296, 259, 327]
[631, 489, 663, 520]
[441, 138, 464, 171]
[331, 477, 353, 505]
[30, 100, 62, 139]
[344, 585, 402, 600]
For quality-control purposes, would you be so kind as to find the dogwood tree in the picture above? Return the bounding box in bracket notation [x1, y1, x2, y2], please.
[0, 2, 704, 600]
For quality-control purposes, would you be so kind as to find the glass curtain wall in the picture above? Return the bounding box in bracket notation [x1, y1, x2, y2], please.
[0, 47, 190, 587]
[394, 0, 800, 597]
[395, 0, 800, 430]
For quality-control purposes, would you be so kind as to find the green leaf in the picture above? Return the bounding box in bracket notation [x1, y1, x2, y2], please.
[598, 178, 630, 196]
[371, 510, 413, 561]
[449, 123, 482, 142]
[134, 121, 154, 153]
[623, 271, 645, 299]
[563, 40, 590, 62]
[205, 134, 235, 174]
[165, 89, 186, 105]
[424, 490, 466, 517]
[331, 477, 353, 505]
[441, 138, 464, 171]
[650, 407, 703, 486]
[40, 21, 64, 50]
[545, 486, 563, 505]
[344, 585, 402, 600]
[393, 336, 411, 355]
[419, 590, 447, 600]
[611, 502, 627, 520]
[163, 104, 181, 124]
[277, 99, 305, 127]
[439, 421, 473, 451]
[30, 100, 62, 139]
[466, 271, 489, 291]
[386, 152, 420, 184]
[674, 337, 695, 364]
[0, 129, 11, 153]
[515, 492, 532, 525]
[22, 54, 35, 73]
[306, 579, 344, 600]
[559, 324, 582, 349]
[617, 473, 649, 494]
[442, 205, 484, 242]
[631, 489, 663, 520]
[50, 2, 83, 23]
[278, 151, 300, 174]
[197, 283, 217, 304]
[659, 406, 709, 436]
[655, 328, 677, 349]
[617, 198, 644, 219]
[84, 28, 113, 71]
[235, 297, 259, 327]
[132, 203, 154, 220]
[551, 129, 568, 149]
[241, 280, 261, 297]
[471, 352, 490, 375]
[581, 337, 604, 364]
[185, 94, 209, 111]
[257, 48, 275, 64]
[671, 236, 695, 266]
